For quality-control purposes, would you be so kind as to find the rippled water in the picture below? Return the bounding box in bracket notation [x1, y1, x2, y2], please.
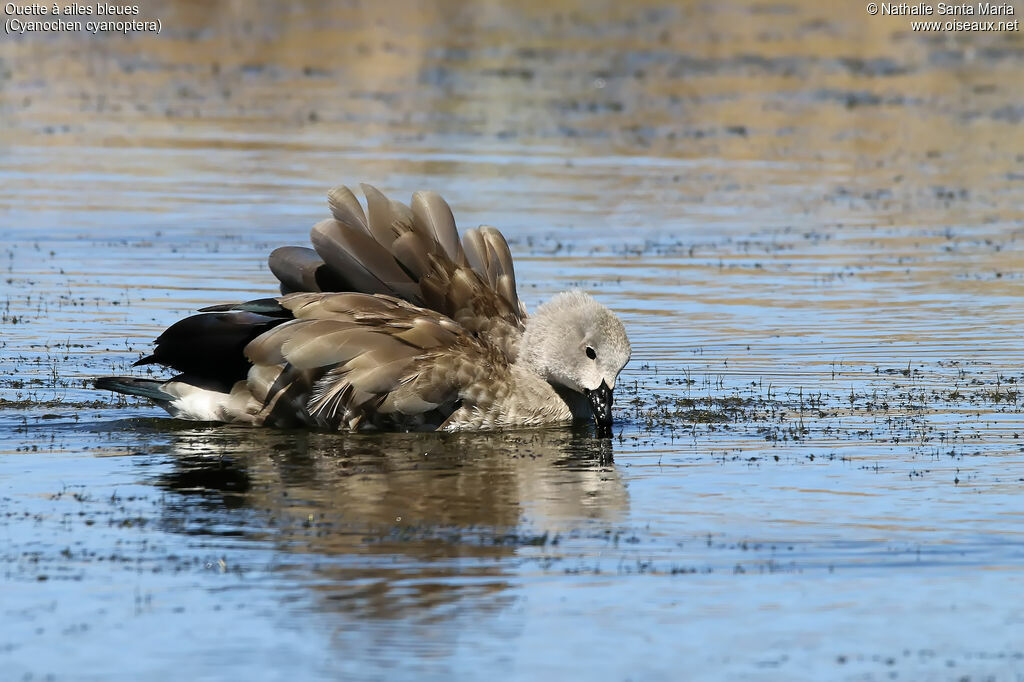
[2, 1, 1024, 679]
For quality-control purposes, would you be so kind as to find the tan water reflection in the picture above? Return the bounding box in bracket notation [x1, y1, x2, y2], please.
[147, 425, 624, 616]
[2, 0, 1024, 678]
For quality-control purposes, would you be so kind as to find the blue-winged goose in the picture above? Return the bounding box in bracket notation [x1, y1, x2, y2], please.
[96, 184, 631, 434]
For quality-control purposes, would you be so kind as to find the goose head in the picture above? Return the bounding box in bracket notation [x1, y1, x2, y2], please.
[518, 290, 631, 436]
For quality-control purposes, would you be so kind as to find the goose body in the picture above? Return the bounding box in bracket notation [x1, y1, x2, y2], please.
[96, 185, 631, 434]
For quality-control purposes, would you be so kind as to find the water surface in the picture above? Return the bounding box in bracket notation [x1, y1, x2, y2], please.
[2, 1, 1024, 679]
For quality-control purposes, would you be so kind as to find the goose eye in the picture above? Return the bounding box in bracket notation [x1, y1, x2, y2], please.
[585, 346, 596, 360]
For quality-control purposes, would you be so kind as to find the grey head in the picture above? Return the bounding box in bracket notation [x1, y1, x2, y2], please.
[517, 290, 632, 435]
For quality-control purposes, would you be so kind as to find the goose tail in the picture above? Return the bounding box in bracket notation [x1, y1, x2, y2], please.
[95, 376, 174, 403]
[96, 375, 261, 423]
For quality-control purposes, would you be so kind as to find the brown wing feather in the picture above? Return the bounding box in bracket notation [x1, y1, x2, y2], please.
[309, 218, 422, 302]
[411, 190, 463, 264]
[390, 231, 434, 281]
[462, 225, 523, 316]
[360, 183, 401, 249]
[327, 185, 369, 234]
[271, 184, 527, 361]
[243, 293, 507, 431]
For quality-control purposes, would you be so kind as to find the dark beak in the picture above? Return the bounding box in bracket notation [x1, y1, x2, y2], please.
[584, 380, 614, 437]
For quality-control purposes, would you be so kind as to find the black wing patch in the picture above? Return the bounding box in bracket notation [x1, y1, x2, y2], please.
[134, 311, 290, 393]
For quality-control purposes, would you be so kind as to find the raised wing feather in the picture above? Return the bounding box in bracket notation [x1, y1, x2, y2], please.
[411, 190, 462, 263]
[269, 184, 527, 360]
[462, 225, 525, 319]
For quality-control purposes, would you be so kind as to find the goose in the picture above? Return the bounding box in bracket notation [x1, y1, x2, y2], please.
[96, 184, 631, 435]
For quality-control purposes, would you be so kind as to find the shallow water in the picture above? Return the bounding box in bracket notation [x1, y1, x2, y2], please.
[3, 0, 1024, 679]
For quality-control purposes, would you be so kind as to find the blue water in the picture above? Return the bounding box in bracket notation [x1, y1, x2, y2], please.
[3, 1, 1024, 679]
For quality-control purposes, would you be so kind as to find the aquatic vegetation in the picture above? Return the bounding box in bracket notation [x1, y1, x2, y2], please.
[2, 1, 1024, 678]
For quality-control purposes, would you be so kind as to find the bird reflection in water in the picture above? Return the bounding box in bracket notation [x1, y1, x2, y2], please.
[144, 424, 628, 621]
